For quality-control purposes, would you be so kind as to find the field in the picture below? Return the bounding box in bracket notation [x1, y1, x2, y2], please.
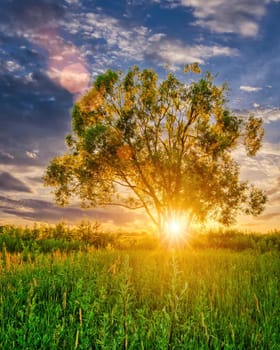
[0, 225, 280, 349]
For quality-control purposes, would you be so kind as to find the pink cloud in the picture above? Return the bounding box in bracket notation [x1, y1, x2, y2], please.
[31, 26, 90, 94]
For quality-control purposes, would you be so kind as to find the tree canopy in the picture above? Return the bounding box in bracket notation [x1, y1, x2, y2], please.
[44, 64, 266, 234]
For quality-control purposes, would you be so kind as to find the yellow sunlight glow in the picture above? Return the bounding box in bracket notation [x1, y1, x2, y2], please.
[166, 219, 182, 237]
[163, 213, 189, 244]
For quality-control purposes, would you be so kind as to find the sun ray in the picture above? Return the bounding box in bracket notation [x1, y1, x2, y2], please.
[163, 212, 190, 245]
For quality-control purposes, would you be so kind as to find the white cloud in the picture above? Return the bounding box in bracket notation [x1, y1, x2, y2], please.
[5, 60, 22, 73]
[233, 141, 280, 196]
[0, 150, 14, 159]
[166, 0, 268, 37]
[79, 13, 165, 62]
[25, 72, 34, 83]
[154, 41, 238, 68]
[62, 11, 239, 71]
[65, 0, 80, 4]
[240, 85, 262, 92]
[25, 151, 39, 159]
[253, 102, 260, 108]
[260, 142, 280, 157]
[253, 108, 280, 124]
[237, 107, 280, 124]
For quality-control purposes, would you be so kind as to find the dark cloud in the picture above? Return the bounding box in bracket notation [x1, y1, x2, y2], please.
[0, 0, 73, 168]
[0, 0, 65, 32]
[0, 195, 144, 225]
[0, 72, 72, 167]
[0, 172, 32, 193]
[0, 34, 45, 75]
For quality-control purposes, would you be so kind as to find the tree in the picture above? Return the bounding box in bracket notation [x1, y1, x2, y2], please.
[44, 64, 266, 235]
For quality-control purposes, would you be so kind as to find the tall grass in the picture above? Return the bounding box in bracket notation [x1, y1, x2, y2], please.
[1, 248, 279, 349]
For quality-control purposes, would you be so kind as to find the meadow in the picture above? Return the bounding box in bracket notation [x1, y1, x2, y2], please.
[0, 224, 279, 349]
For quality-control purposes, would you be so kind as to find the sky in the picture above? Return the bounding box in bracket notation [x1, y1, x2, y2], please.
[0, 0, 279, 232]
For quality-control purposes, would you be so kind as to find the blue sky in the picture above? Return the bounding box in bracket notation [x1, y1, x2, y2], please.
[0, 0, 279, 231]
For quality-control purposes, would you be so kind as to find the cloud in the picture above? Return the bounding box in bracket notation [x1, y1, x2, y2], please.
[254, 108, 280, 124]
[0, 151, 14, 160]
[65, 0, 80, 4]
[0, 172, 31, 193]
[256, 212, 280, 221]
[5, 60, 23, 73]
[35, 28, 90, 94]
[48, 62, 90, 94]
[151, 40, 238, 68]
[63, 12, 166, 63]
[233, 142, 280, 229]
[259, 142, 280, 157]
[1, 1, 245, 86]
[0, 195, 145, 225]
[0, 0, 64, 32]
[0, 0, 76, 156]
[170, 0, 267, 36]
[62, 10, 239, 72]
[269, 194, 280, 204]
[238, 107, 280, 125]
[0, 1, 90, 94]
[0, 71, 72, 167]
[240, 85, 262, 92]
[26, 150, 39, 159]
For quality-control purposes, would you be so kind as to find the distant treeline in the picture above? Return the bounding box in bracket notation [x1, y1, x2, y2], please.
[0, 222, 279, 254]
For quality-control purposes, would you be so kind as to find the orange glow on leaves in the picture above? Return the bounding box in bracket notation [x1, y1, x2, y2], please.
[117, 145, 133, 160]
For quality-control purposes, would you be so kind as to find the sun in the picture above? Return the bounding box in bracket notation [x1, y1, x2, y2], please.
[166, 219, 182, 237]
[163, 214, 189, 243]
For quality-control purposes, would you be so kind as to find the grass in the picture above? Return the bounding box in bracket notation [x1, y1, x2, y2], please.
[1, 242, 279, 349]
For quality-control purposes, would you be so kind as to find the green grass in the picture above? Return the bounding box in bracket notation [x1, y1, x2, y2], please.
[1, 248, 279, 349]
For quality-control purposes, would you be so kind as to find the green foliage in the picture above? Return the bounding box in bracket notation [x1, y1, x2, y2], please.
[72, 104, 85, 137]
[0, 247, 279, 349]
[190, 229, 280, 252]
[94, 69, 119, 93]
[0, 222, 116, 254]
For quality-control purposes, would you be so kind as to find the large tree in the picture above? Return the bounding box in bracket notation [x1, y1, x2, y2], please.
[44, 64, 266, 234]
